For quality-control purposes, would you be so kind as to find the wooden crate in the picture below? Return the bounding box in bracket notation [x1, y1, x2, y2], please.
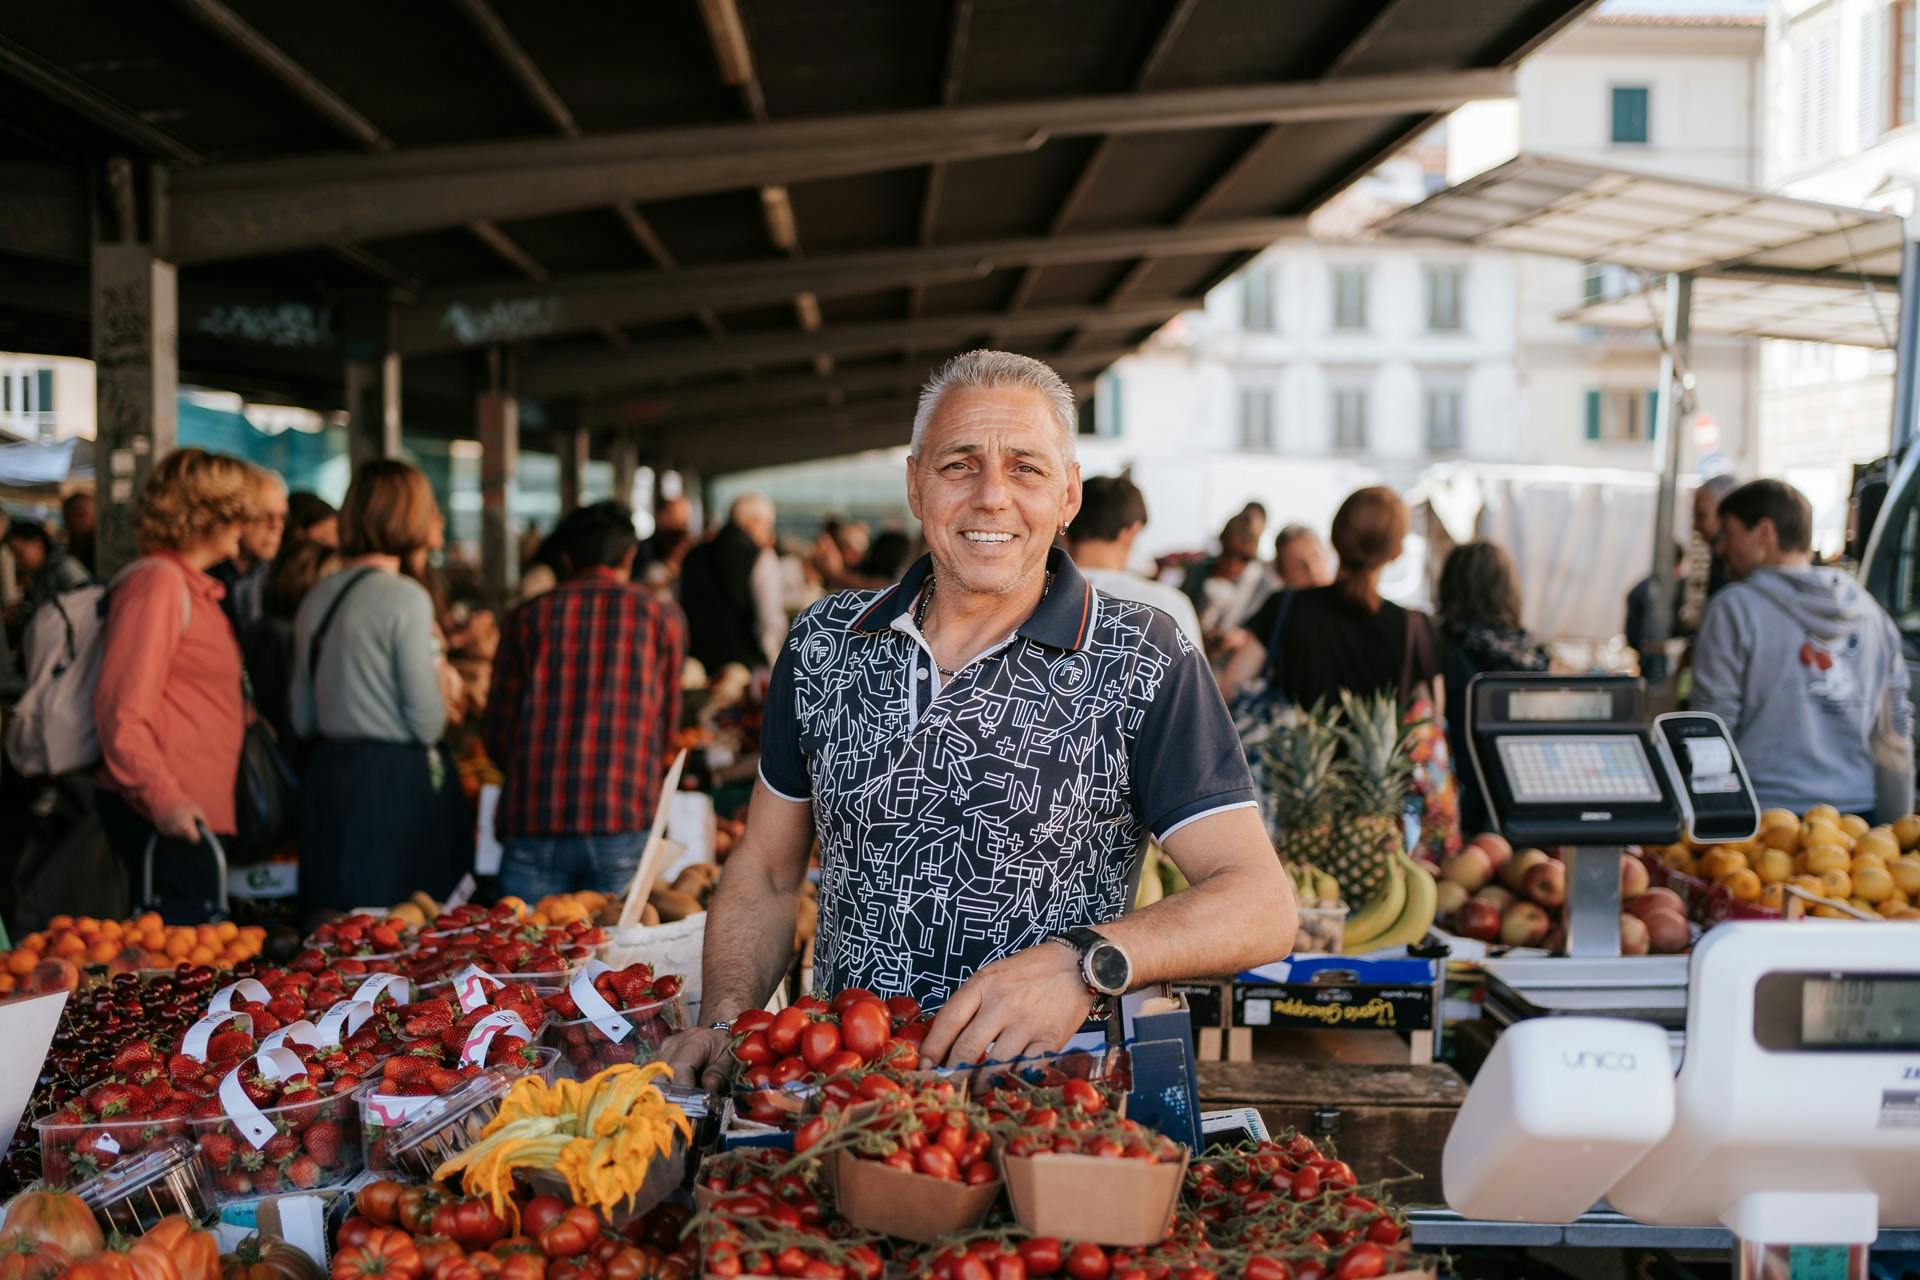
[1196, 1060, 1467, 1206]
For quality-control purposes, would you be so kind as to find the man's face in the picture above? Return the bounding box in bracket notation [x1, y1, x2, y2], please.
[6, 536, 44, 575]
[1276, 535, 1331, 589]
[1716, 514, 1772, 581]
[241, 488, 288, 564]
[907, 387, 1081, 600]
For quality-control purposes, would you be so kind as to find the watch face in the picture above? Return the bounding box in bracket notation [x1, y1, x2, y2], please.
[1086, 943, 1130, 994]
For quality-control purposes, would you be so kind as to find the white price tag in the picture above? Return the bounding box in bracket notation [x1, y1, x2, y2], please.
[458, 1010, 533, 1068]
[452, 965, 503, 1014]
[445, 873, 478, 910]
[362, 1092, 441, 1128]
[314, 1000, 375, 1046]
[181, 1010, 254, 1062]
[259, 1020, 326, 1055]
[217, 1047, 305, 1150]
[208, 979, 271, 1014]
[252, 1044, 306, 1082]
[352, 973, 410, 1006]
[568, 961, 632, 1043]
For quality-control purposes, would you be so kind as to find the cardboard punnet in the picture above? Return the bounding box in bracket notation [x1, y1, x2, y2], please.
[829, 1150, 1000, 1245]
[998, 1146, 1188, 1248]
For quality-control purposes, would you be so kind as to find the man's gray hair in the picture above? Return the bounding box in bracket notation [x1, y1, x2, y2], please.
[911, 349, 1078, 458]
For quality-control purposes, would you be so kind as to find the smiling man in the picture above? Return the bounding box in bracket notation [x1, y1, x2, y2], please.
[664, 349, 1297, 1089]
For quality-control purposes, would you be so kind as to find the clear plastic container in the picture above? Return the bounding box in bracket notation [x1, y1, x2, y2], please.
[541, 994, 687, 1079]
[186, 1088, 362, 1203]
[72, 1137, 216, 1232]
[37, 1108, 195, 1188]
[1293, 903, 1350, 954]
[358, 1046, 560, 1172]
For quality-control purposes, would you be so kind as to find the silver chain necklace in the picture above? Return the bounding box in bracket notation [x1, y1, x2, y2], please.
[913, 571, 1052, 680]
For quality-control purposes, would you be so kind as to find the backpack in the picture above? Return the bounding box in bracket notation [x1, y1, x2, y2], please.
[3, 561, 187, 779]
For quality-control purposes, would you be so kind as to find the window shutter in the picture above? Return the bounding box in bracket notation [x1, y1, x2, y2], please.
[1862, 8, 1885, 146]
[1585, 389, 1602, 441]
[1646, 388, 1662, 440]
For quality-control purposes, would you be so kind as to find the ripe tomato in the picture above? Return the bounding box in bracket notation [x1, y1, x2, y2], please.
[1333, 1245, 1386, 1280]
[355, 1181, 404, 1226]
[792, 995, 831, 1014]
[894, 1021, 930, 1046]
[767, 1007, 810, 1057]
[914, 1147, 959, 1180]
[1365, 1218, 1402, 1245]
[771, 1055, 810, 1087]
[838, 1000, 892, 1062]
[1016, 1239, 1062, 1277]
[1060, 1079, 1104, 1114]
[830, 987, 877, 1014]
[520, 1196, 567, 1238]
[1320, 1159, 1357, 1191]
[820, 1050, 863, 1076]
[335, 1219, 378, 1252]
[885, 995, 921, 1024]
[537, 1222, 591, 1260]
[855, 1075, 901, 1101]
[884, 1040, 920, 1071]
[732, 1030, 774, 1067]
[1289, 1166, 1322, 1201]
[794, 1117, 829, 1153]
[1063, 1244, 1109, 1280]
[964, 1160, 998, 1186]
[731, 1010, 773, 1036]
[1242, 1261, 1290, 1280]
[799, 1021, 843, 1072]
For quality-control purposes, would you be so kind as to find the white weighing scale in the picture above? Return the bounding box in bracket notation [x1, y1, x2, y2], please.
[1445, 921, 1920, 1278]
[1466, 673, 1758, 974]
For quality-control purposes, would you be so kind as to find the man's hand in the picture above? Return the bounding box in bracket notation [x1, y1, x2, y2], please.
[922, 942, 1093, 1068]
[153, 803, 206, 843]
[659, 1027, 733, 1093]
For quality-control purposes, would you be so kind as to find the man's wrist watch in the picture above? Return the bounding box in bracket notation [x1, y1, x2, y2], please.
[1049, 927, 1132, 1009]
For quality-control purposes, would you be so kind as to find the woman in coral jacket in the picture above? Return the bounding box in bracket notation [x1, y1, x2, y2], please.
[94, 448, 256, 923]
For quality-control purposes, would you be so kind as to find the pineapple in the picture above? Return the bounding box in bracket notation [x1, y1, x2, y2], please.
[1321, 690, 1417, 906]
[1258, 702, 1345, 870]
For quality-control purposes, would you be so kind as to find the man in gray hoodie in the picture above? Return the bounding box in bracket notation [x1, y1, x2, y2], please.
[1692, 479, 1913, 821]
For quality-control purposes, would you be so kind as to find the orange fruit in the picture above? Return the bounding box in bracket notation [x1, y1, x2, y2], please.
[47, 916, 73, 932]
[86, 941, 117, 965]
[187, 946, 216, 965]
[214, 921, 238, 942]
[1722, 868, 1762, 903]
[164, 935, 193, 959]
[6, 952, 37, 977]
[52, 935, 85, 959]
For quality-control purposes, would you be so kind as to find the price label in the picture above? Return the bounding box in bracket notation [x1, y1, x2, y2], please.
[314, 999, 375, 1046]
[207, 978, 271, 1014]
[218, 1047, 306, 1150]
[459, 1010, 533, 1068]
[181, 1009, 253, 1062]
[452, 965, 503, 1014]
[567, 961, 632, 1043]
[353, 973, 410, 1006]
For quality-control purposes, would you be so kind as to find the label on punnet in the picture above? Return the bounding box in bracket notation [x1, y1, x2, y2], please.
[568, 960, 632, 1043]
[459, 1010, 533, 1068]
[259, 1020, 327, 1055]
[314, 999, 376, 1046]
[362, 1093, 441, 1128]
[207, 978, 271, 1014]
[452, 965, 504, 1014]
[353, 972, 410, 1007]
[181, 1009, 254, 1062]
[218, 1047, 306, 1149]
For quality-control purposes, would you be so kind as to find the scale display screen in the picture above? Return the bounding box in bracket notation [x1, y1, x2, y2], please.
[1507, 689, 1616, 723]
[1801, 976, 1920, 1048]
[1495, 735, 1663, 804]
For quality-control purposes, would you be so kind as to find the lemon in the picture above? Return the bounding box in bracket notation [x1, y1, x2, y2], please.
[1804, 804, 1841, 825]
[1802, 845, 1850, 876]
[1839, 814, 1871, 839]
[1856, 830, 1900, 863]
[1895, 814, 1920, 850]
[1853, 863, 1896, 903]
[1760, 824, 1801, 854]
[1820, 868, 1853, 901]
[1754, 847, 1794, 884]
[1722, 868, 1762, 903]
[1890, 857, 1920, 897]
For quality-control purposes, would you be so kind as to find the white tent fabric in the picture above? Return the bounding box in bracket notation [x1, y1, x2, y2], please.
[0, 438, 84, 490]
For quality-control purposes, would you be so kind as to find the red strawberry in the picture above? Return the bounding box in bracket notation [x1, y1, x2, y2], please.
[423, 1067, 465, 1094]
[267, 996, 305, 1023]
[199, 1131, 238, 1168]
[217, 1171, 253, 1196]
[189, 1096, 225, 1120]
[239, 1072, 277, 1106]
[112, 1040, 160, 1075]
[85, 1083, 145, 1119]
[329, 1074, 362, 1096]
[403, 1005, 454, 1037]
[168, 1053, 208, 1083]
[383, 1057, 432, 1085]
[263, 1133, 299, 1162]
[252, 1162, 283, 1193]
[285, 1155, 322, 1188]
[613, 972, 653, 1008]
[302, 1120, 344, 1166]
[206, 1030, 255, 1063]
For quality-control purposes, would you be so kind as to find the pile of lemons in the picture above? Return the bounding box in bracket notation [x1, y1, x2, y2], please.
[1653, 806, 1920, 920]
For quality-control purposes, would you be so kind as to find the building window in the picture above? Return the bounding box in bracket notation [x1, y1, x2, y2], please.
[1796, 25, 1837, 164]
[1330, 266, 1369, 331]
[1611, 85, 1649, 145]
[1238, 386, 1276, 450]
[1425, 264, 1465, 332]
[1424, 384, 1464, 453]
[1862, 6, 1886, 143]
[1584, 387, 1659, 443]
[1330, 384, 1369, 450]
[1094, 371, 1123, 438]
[1895, 0, 1916, 131]
[1241, 266, 1276, 333]
[0, 367, 53, 441]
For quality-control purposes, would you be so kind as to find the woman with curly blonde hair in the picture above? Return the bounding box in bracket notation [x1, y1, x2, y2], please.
[93, 447, 255, 921]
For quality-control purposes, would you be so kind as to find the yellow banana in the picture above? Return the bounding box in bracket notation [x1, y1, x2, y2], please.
[1341, 859, 1407, 952]
[1366, 854, 1439, 952]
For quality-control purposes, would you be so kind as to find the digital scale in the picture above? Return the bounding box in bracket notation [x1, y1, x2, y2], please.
[1465, 673, 1760, 959]
[1444, 922, 1920, 1278]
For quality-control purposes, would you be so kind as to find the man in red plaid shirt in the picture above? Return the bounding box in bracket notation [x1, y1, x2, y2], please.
[484, 501, 687, 898]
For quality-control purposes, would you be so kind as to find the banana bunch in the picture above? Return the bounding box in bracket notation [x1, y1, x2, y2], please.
[1288, 861, 1342, 908]
[1340, 852, 1437, 954]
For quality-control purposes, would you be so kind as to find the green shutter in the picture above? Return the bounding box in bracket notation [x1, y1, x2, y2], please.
[1585, 389, 1602, 440]
[1646, 388, 1661, 440]
[1612, 86, 1649, 143]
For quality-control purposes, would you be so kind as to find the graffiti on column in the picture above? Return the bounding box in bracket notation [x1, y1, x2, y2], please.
[440, 298, 560, 345]
[197, 303, 334, 349]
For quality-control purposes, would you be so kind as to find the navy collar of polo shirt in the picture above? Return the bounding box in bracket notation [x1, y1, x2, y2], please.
[846, 548, 1096, 652]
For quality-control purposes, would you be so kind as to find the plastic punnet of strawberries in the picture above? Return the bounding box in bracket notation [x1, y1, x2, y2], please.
[408, 920, 604, 986]
[300, 912, 416, 962]
[192, 1062, 360, 1199]
[540, 963, 686, 1077]
[370, 989, 551, 1097]
[729, 988, 932, 1126]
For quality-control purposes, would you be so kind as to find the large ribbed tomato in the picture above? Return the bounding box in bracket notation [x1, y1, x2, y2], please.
[0, 1235, 71, 1280]
[220, 1237, 322, 1280]
[137, 1217, 219, 1280]
[0, 1190, 104, 1260]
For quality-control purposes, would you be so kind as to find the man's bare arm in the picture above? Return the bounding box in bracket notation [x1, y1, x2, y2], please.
[660, 779, 814, 1088]
[922, 805, 1294, 1067]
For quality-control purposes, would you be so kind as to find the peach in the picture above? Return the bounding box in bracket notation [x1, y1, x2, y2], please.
[1618, 913, 1650, 956]
[1441, 846, 1494, 891]
[1500, 901, 1552, 947]
[1620, 854, 1651, 899]
[1642, 910, 1691, 954]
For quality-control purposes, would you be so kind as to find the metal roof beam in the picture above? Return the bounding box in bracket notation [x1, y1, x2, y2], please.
[166, 68, 1512, 262]
[396, 217, 1301, 354]
[520, 300, 1177, 397]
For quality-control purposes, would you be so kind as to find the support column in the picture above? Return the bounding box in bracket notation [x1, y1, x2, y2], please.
[478, 348, 519, 603]
[609, 432, 639, 509]
[93, 158, 178, 577]
[557, 425, 588, 514]
[343, 299, 402, 467]
[1889, 229, 1920, 456]
[1644, 271, 1694, 685]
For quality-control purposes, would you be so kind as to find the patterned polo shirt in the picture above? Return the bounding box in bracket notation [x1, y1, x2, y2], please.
[759, 549, 1258, 1009]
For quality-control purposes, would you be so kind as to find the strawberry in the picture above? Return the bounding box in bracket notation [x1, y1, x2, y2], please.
[189, 1096, 226, 1121]
[198, 1131, 237, 1167]
[285, 1155, 322, 1188]
[382, 1057, 432, 1085]
[267, 996, 305, 1024]
[168, 1053, 209, 1083]
[403, 1005, 454, 1037]
[252, 1162, 283, 1193]
[263, 1133, 299, 1162]
[545, 992, 581, 1020]
[217, 1171, 253, 1196]
[206, 1030, 255, 1063]
[112, 1040, 160, 1075]
[329, 1074, 362, 1096]
[423, 1067, 466, 1094]
[239, 1072, 277, 1106]
[613, 971, 654, 1008]
[85, 1083, 145, 1119]
[302, 1120, 343, 1167]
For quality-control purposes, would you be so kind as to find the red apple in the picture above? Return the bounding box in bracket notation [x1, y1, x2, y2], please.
[1441, 846, 1494, 891]
[1473, 884, 1517, 912]
[1618, 914, 1650, 956]
[1469, 832, 1513, 870]
[1627, 888, 1687, 921]
[1456, 897, 1502, 941]
[1620, 854, 1651, 899]
[1522, 858, 1567, 908]
[1642, 909, 1691, 954]
[1500, 901, 1552, 946]
[1501, 848, 1551, 893]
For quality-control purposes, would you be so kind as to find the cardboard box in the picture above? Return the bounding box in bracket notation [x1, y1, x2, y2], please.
[998, 1147, 1187, 1248]
[830, 1150, 999, 1245]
